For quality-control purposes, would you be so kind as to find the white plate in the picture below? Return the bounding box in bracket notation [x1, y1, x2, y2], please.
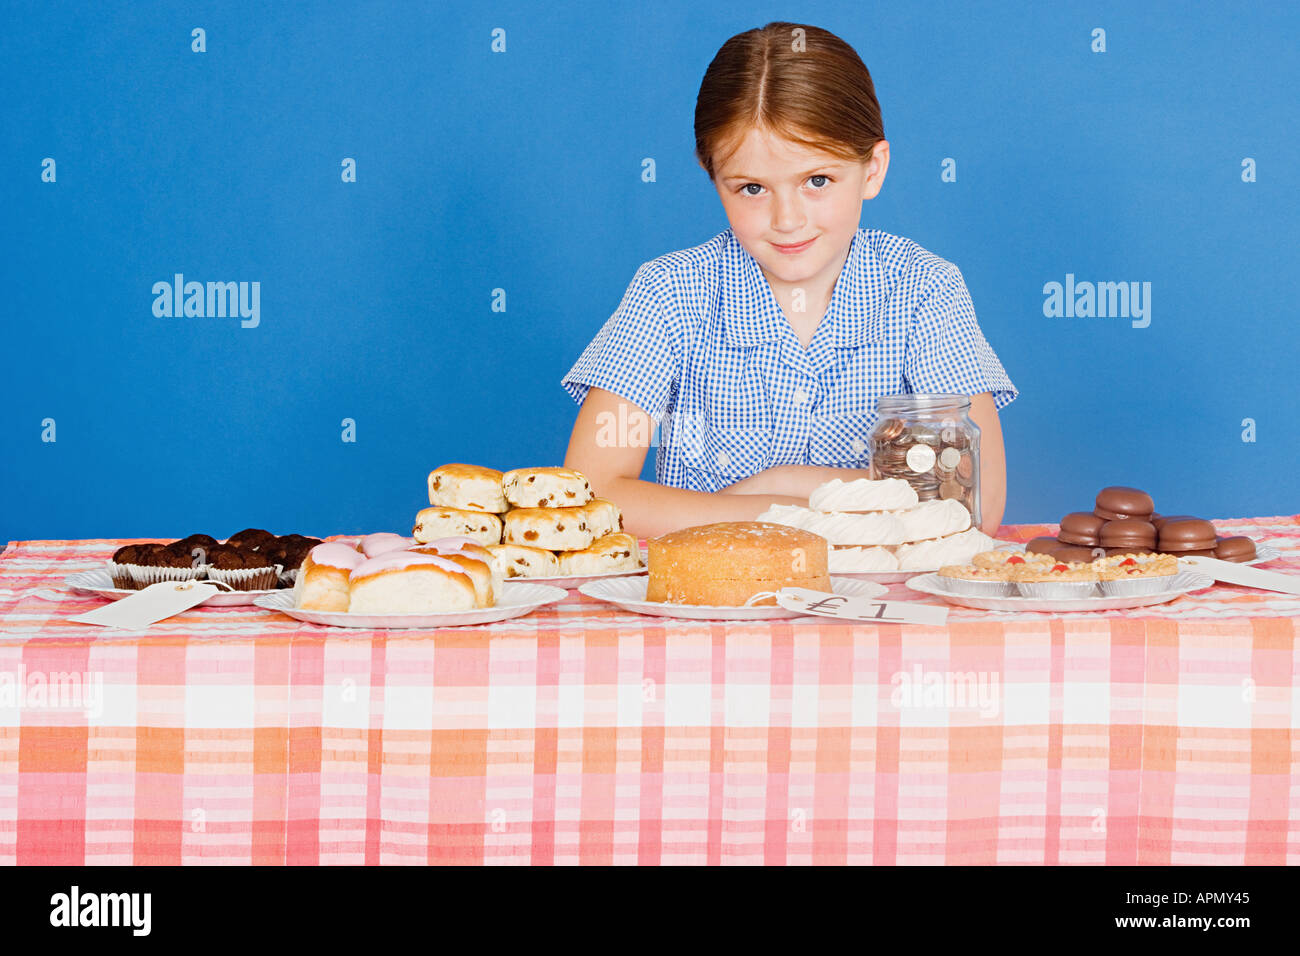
[252, 581, 567, 628]
[905, 571, 1215, 612]
[829, 539, 1023, 583]
[65, 568, 280, 607]
[1200, 543, 1280, 567]
[578, 576, 887, 621]
[510, 550, 648, 589]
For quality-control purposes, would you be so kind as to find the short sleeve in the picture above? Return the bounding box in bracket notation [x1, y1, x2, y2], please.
[902, 265, 1018, 409]
[560, 263, 680, 422]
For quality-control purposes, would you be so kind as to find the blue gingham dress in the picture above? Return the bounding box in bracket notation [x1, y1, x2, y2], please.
[560, 227, 1018, 493]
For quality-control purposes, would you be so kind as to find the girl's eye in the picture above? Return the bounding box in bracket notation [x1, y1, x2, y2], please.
[739, 176, 831, 196]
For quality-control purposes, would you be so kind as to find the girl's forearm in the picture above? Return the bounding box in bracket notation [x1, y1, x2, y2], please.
[979, 470, 1006, 535]
[721, 464, 874, 500]
[593, 475, 805, 540]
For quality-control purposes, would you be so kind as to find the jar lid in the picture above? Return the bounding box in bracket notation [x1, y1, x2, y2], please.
[876, 393, 971, 414]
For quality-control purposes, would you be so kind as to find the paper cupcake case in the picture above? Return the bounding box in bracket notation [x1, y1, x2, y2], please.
[104, 560, 283, 592]
[205, 563, 283, 592]
[105, 560, 205, 590]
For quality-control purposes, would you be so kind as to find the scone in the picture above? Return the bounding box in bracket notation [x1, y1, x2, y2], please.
[427, 463, 508, 513]
[501, 466, 593, 508]
[412, 506, 503, 545]
[347, 552, 478, 614]
[484, 544, 560, 579]
[576, 498, 624, 538]
[646, 521, 830, 606]
[502, 506, 595, 550]
[556, 532, 643, 576]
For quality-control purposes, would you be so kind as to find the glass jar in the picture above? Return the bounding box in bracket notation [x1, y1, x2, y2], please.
[869, 394, 982, 528]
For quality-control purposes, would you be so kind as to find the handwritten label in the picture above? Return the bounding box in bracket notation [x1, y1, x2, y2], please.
[776, 587, 949, 626]
[69, 580, 220, 629]
[1177, 557, 1300, 595]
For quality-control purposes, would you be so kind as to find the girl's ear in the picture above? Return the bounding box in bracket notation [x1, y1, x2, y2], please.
[861, 140, 890, 200]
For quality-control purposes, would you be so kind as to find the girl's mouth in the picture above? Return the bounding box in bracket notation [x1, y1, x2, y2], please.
[771, 237, 816, 254]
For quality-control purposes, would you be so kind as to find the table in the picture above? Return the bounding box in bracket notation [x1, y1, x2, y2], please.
[0, 517, 1296, 865]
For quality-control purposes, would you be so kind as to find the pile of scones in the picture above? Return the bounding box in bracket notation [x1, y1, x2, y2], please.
[293, 465, 643, 615]
[415, 464, 643, 578]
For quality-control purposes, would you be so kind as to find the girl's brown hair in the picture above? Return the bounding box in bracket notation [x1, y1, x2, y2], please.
[694, 22, 885, 181]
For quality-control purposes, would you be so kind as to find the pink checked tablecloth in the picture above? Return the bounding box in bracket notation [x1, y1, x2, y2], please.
[0, 516, 1296, 865]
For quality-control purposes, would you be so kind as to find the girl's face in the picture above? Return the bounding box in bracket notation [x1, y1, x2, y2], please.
[711, 126, 888, 297]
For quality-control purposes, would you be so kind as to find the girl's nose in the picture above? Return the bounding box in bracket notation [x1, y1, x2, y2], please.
[771, 194, 805, 233]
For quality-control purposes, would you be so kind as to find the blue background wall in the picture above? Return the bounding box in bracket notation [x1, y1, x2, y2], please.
[4, 0, 1297, 542]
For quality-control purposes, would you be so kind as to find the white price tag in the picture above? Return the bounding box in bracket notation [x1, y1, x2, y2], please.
[1178, 556, 1300, 595]
[68, 580, 221, 629]
[772, 587, 949, 626]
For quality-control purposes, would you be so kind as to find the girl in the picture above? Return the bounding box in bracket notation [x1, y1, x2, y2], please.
[561, 22, 1017, 538]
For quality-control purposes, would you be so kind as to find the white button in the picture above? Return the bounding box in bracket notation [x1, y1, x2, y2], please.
[715, 451, 730, 467]
[851, 438, 867, 456]
[792, 387, 809, 406]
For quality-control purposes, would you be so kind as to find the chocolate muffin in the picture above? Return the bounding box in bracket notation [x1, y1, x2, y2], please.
[111, 543, 150, 565]
[260, 536, 320, 588]
[203, 544, 259, 570]
[107, 541, 202, 589]
[204, 543, 279, 591]
[167, 540, 212, 569]
[265, 536, 320, 569]
[226, 528, 277, 551]
[109, 543, 158, 587]
[176, 533, 220, 550]
[147, 544, 195, 568]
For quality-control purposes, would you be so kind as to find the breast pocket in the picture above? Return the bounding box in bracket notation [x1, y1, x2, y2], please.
[808, 411, 877, 468]
[683, 426, 773, 493]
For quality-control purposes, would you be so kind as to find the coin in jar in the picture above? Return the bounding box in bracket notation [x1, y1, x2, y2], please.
[939, 479, 964, 500]
[910, 424, 941, 447]
[905, 444, 936, 473]
[879, 455, 909, 475]
[938, 447, 962, 472]
[875, 418, 905, 441]
[956, 453, 973, 480]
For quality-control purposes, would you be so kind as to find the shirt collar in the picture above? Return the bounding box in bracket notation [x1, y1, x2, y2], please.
[720, 227, 887, 349]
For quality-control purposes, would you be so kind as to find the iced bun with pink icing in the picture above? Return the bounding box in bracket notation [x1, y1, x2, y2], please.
[347, 551, 478, 614]
[408, 536, 498, 606]
[295, 542, 366, 612]
[359, 532, 418, 558]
